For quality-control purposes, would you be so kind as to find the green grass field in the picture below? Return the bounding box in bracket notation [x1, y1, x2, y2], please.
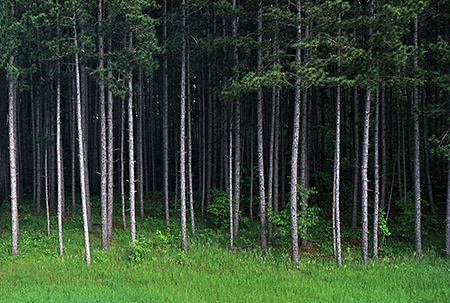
[0, 209, 449, 302]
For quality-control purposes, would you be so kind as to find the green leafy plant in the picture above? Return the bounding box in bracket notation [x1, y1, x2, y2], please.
[206, 188, 251, 230]
[267, 186, 319, 241]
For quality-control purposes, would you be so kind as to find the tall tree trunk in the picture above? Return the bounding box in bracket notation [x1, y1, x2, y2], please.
[180, 0, 187, 251]
[120, 95, 126, 230]
[380, 85, 387, 211]
[98, 0, 108, 250]
[361, 1, 373, 265]
[232, 0, 241, 240]
[187, 50, 195, 238]
[290, 0, 302, 263]
[373, 88, 380, 259]
[9, 51, 19, 256]
[56, 60, 64, 256]
[249, 126, 254, 221]
[257, 1, 266, 249]
[45, 147, 50, 236]
[333, 19, 342, 266]
[73, 6, 91, 264]
[71, 78, 76, 213]
[361, 87, 371, 265]
[128, 29, 136, 245]
[412, 16, 421, 256]
[138, 68, 144, 218]
[163, 0, 170, 226]
[107, 37, 114, 241]
[229, 122, 234, 252]
[333, 83, 342, 266]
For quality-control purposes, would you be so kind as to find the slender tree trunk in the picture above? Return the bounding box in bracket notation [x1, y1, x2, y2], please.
[229, 123, 234, 252]
[412, 16, 421, 256]
[71, 81, 76, 213]
[74, 6, 91, 264]
[45, 148, 50, 236]
[107, 38, 114, 241]
[138, 68, 144, 218]
[373, 88, 380, 259]
[163, 0, 170, 226]
[9, 51, 19, 256]
[98, 0, 108, 250]
[187, 51, 195, 238]
[257, 1, 266, 249]
[361, 87, 371, 265]
[380, 86, 387, 211]
[128, 29, 136, 245]
[290, 0, 302, 263]
[351, 0, 359, 229]
[249, 126, 254, 221]
[56, 61, 64, 255]
[120, 95, 126, 230]
[232, 0, 241, 240]
[333, 84, 342, 266]
[333, 21, 342, 266]
[180, 0, 187, 251]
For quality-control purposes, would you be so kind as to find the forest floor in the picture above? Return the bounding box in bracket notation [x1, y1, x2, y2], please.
[0, 201, 449, 302]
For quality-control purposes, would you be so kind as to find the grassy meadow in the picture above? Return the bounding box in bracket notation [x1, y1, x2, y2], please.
[0, 199, 449, 302]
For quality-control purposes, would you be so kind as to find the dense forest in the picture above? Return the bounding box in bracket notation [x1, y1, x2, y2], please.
[0, 0, 449, 267]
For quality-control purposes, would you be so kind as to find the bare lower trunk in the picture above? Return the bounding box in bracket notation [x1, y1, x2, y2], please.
[98, 0, 107, 250]
[120, 96, 126, 230]
[74, 9, 91, 264]
[56, 64, 64, 255]
[257, 2, 266, 249]
[180, 0, 187, 251]
[361, 88, 371, 265]
[163, 0, 170, 226]
[373, 88, 380, 259]
[128, 30, 136, 245]
[333, 85, 342, 266]
[9, 54, 19, 255]
[107, 43, 114, 241]
[413, 16, 421, 257]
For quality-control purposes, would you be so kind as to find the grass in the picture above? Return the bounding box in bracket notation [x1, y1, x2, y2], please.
[0, 205, 449, 302]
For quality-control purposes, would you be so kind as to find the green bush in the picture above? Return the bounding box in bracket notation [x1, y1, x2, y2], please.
[206, 188, 249, 230]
